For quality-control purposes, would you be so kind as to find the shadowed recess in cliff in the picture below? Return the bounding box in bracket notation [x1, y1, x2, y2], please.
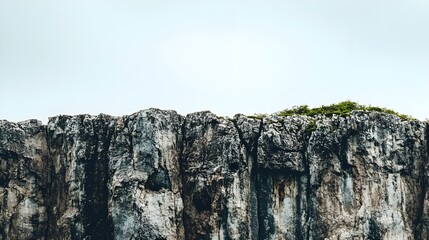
[81, 116, 114, 240]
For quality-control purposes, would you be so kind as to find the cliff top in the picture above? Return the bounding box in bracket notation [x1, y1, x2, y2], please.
[272, 101, 416, 121]
[1, 101, 425, 126]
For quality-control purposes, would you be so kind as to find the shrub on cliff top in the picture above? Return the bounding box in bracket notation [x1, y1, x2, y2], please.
[278, 101, 414, 120]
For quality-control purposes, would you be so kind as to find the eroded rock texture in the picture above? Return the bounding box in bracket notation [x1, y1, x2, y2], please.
[0, 109, 428, 239]
[0, 120, 49, 239]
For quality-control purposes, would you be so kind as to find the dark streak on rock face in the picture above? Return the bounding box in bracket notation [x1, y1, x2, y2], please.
[81, 116, 114, 240]
[368, 217, 382, 240]
[0, 110, 428, 239]
[145, 168, 172, 191]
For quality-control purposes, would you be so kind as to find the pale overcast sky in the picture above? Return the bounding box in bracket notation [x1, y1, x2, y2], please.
[1, 0, 428, 123]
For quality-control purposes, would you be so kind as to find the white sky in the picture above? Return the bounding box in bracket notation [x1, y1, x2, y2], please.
[1, 0, 428, 123]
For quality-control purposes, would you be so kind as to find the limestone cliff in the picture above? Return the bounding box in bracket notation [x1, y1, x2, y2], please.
[0, 109, 428, 239]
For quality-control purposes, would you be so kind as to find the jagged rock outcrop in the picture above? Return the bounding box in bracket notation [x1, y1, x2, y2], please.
[0, 109, 428, 239]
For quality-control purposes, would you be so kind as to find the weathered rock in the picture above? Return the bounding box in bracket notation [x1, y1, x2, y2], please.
[46, 114, 115, 239]
[0, 109, 428, 239]
[107, 109, 184, 240]
[306, 112, 428, 239]
[0, 120, 49, 240]
[257, 115, 311, 172]
[181, 112, 261, 240]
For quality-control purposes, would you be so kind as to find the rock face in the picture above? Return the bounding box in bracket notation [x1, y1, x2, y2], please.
[0, 109, 428, 239]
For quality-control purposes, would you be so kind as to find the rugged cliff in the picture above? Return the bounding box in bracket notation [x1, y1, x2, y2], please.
[0, 109, 428, 239]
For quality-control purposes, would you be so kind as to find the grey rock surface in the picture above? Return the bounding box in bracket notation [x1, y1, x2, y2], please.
[0, 109, 428, 239]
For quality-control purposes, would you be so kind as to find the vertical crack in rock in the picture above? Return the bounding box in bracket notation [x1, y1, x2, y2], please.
[295, 169, 305, 240]
[414, 122, 429, 238]
[124, 118, 135, 171]
[82, 116, 114, 240]
[44, 125, 53, 240]
[253, 120, 267, 240]
[178, 117, 188, 239]
[304, 149, 312, 240]
[300, 118, 315, 240]
[232, 117, 263, 240]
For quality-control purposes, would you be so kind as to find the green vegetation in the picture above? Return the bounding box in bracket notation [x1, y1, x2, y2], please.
[278, 101, 415, 121]
[305, 119, 317, 133]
